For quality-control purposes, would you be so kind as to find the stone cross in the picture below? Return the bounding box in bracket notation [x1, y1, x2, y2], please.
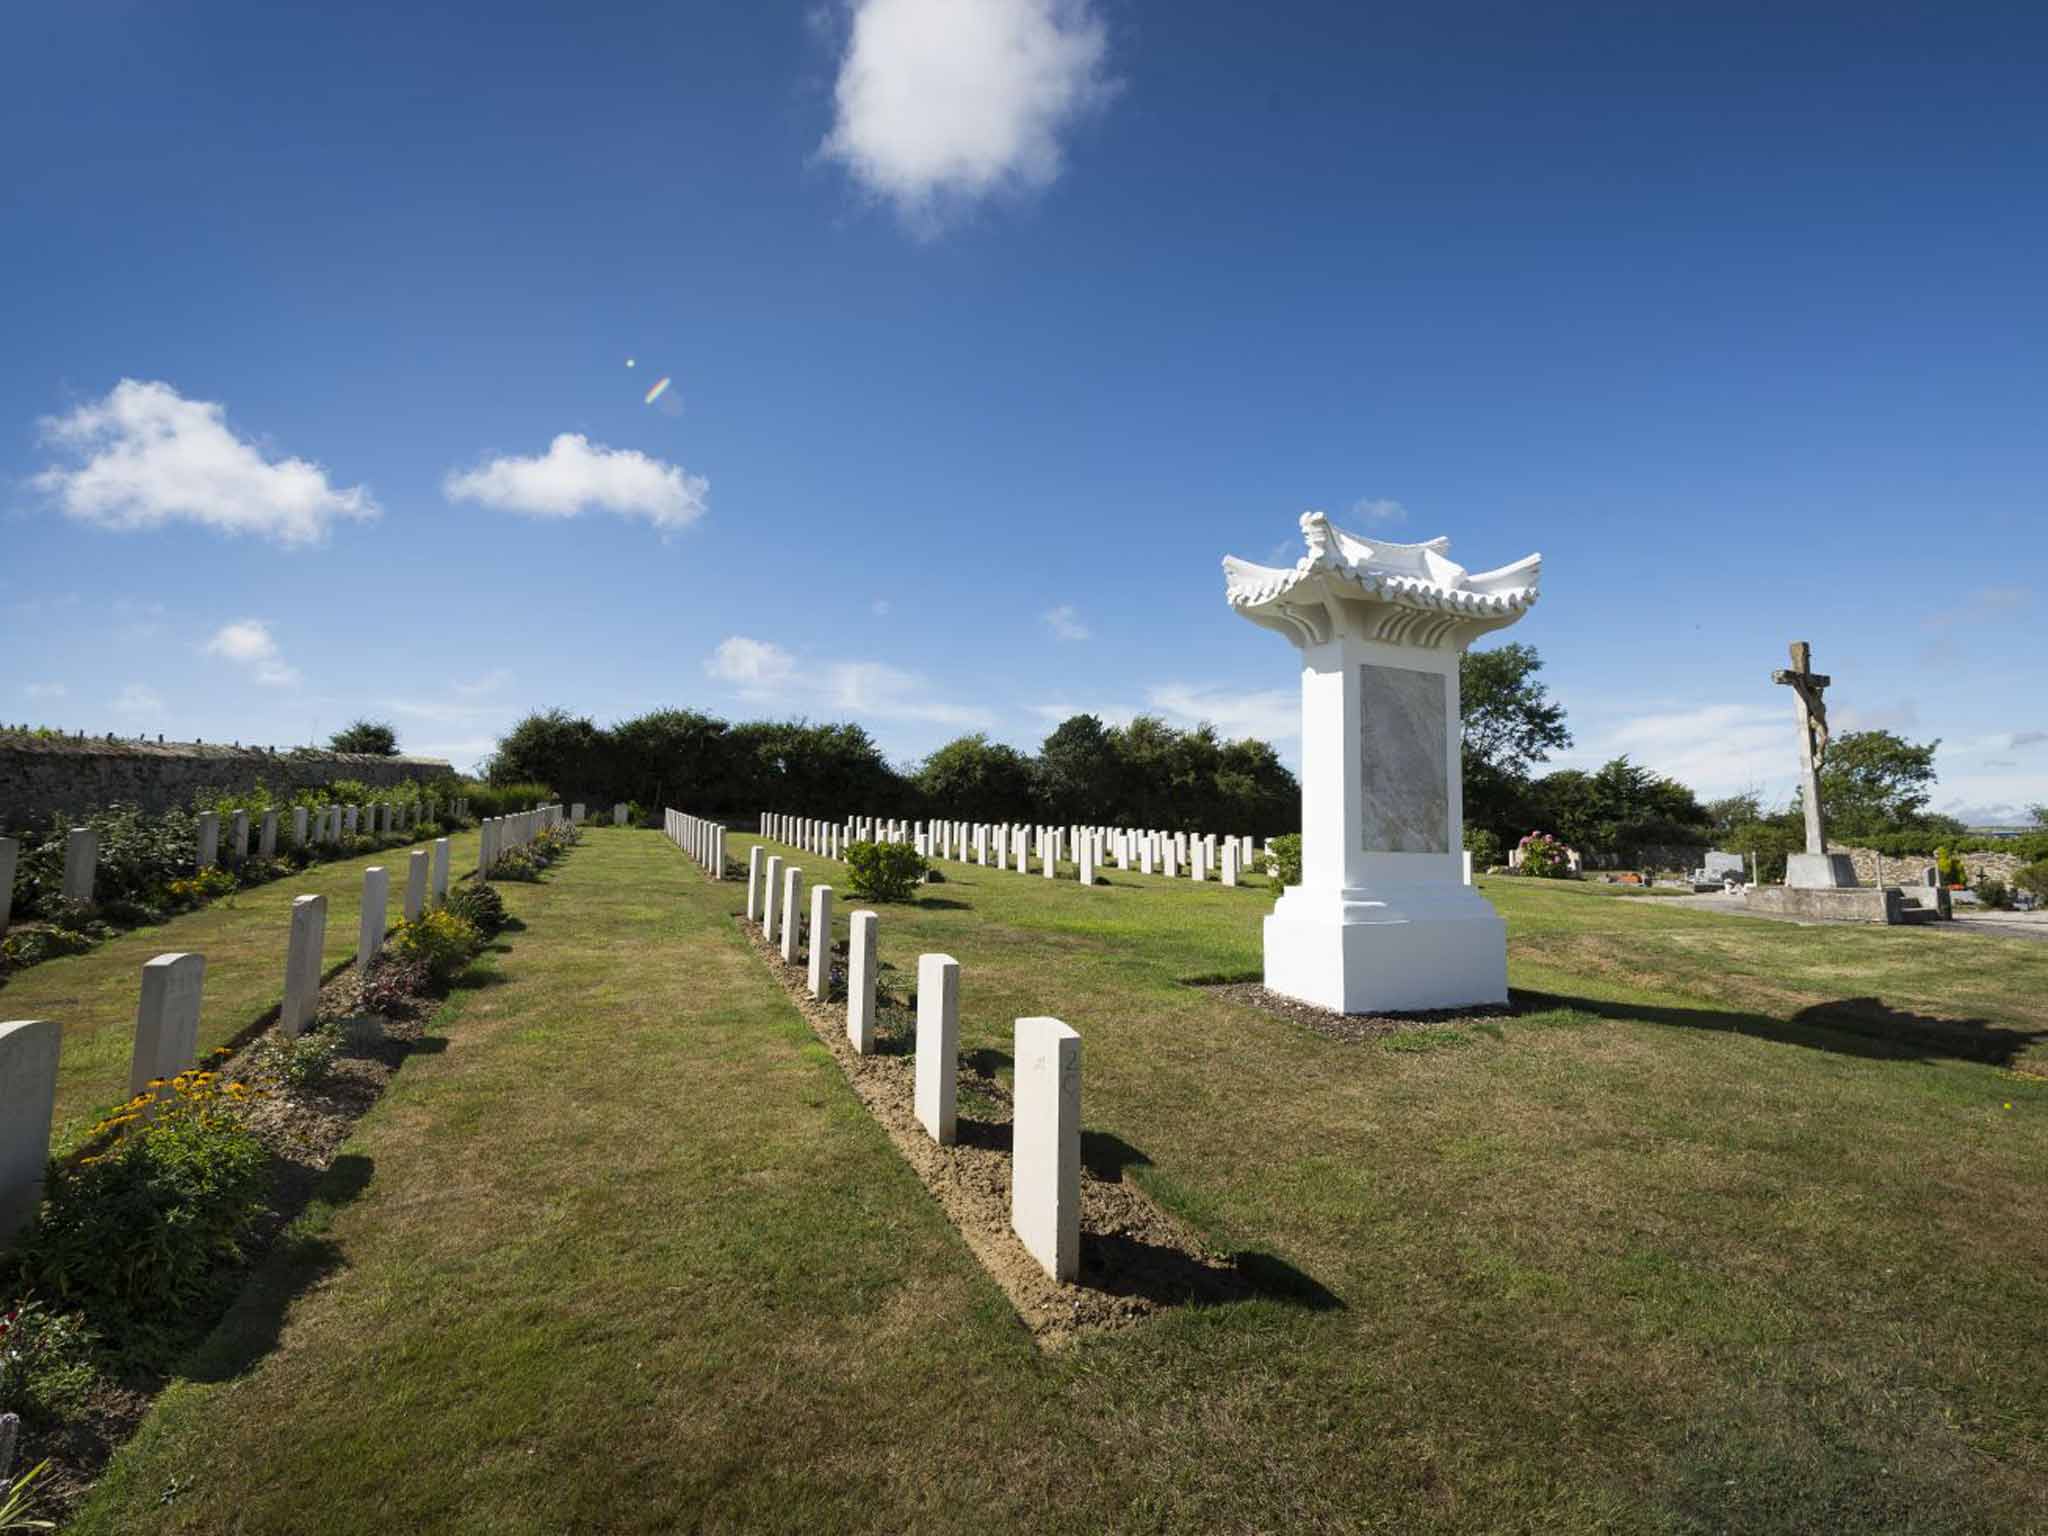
[1770, 640, 1833, 857]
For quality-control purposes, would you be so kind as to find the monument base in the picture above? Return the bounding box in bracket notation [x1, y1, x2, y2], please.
[1744, 885, 1904, 924]
[1264, 882, 1508, 1015]
[1786, 852, 1860, 889]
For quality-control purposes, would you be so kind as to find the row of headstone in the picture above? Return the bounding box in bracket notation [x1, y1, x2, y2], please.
[477, 805, 565, 876]
[7, 796, 470, 918]
[759, 811, 1262, 891]
[741, 841, 1081, 1281]
[663, 809, 727, 878]
[0, 832, 463, 1239]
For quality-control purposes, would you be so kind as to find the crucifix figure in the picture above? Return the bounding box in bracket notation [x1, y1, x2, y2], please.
[1771, 640, 1832, 857]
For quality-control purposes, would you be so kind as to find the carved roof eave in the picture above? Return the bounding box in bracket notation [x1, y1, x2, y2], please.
[1222, 553, 1541, 652]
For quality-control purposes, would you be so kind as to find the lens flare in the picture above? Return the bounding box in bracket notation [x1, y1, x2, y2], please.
[625, 358, 636, 368]
[644, 376, 671, 405]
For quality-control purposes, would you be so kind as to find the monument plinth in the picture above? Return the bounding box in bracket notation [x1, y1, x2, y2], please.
[1224, 511, 1540, 1013]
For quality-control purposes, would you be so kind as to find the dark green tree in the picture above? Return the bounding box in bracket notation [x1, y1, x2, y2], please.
[485, 709, 605, 794]
[329, 719, 399, 756]
[1037, 715, 1123, 824]
[1806, 730, 1943, 838]
[1460, 642, 1571, 841]
[914, 735, 1038, 823]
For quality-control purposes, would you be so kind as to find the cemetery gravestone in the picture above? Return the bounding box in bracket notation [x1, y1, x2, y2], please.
[405, 850, 429, 922]
[807, 885, 834, 998]
[197, 811, 220, 869]
[846, 910, 879, 1054]
[780, 868, 804, 963]
[1224, 510, 1538, 1012]
[62, 827, 96, 905]
[432, 838, 451, 901]
[130, 952, 205, 1098]
[0, 1020, 61, 1239]
[1011, 1016, 1080, 1282]
[914, 954, 960, 1145]
[359, 867, 390, 975]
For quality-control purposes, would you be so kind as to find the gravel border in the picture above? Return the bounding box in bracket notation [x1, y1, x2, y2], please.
[1197, 982, 1516, 1044]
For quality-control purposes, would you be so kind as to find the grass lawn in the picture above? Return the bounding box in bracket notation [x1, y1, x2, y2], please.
[68, 827, 2048, 1533]
[0, 827, 483, 1151]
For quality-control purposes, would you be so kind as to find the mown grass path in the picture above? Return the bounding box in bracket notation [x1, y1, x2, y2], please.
[71, 829, 2048, 1533]
[1, 828, 483, 1149]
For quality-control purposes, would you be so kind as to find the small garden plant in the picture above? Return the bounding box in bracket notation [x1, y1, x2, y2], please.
[843, 839, 930, 902]
[1515, 831, 1574, 878]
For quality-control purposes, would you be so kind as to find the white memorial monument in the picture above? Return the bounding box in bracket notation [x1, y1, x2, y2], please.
[1224, 511, 1540, 1013]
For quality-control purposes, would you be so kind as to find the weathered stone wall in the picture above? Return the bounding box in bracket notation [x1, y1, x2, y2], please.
[0, 736, 453, 832]
[1828, 844, 2026, 887]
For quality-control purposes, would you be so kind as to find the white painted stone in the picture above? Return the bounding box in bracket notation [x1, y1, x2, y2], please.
[291, 806, 308, 847]
[713, 825, 727, 878]
[259, 809, 278, 858]
[1222, 842, 1239, 886]
[1163, 841, 1178, 879]
[197, 811, 220, 868]
[231, 810, 250, 860]
[762, 854, 784, 938]
[747, 847, 766, 919]
[61, 827, 95, 905]
[1462, 850, 1474, 885]
[0, 1020, 60, 1239]
[130, 952, 205, 1098]
[915, 953, 959, 1145]
[1140, 838, 1154, 876]
[0, 838, 16, 938]
[1010, 1016, 1080, 1283]
[846, 909, 879, 1054]
[1225, 510, 1537, 1012]
[358, 866, 390, 975]
[405, 850, 429, 922]
[281, 893, 328, 1039]
[432, 838, 451, 902]
[1078, 838, 1095, 886]
[807, 884, 834, 997]
[780, 868, 805, 962]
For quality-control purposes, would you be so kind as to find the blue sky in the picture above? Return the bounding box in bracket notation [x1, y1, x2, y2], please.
[4, 0, 2043, 821]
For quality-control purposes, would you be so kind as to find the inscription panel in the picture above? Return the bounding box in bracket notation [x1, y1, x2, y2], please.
[1359, 663, 1449, 853]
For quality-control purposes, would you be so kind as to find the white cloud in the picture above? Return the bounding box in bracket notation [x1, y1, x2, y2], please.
[35, 380, 377, 546]
[821, 0, 1115, 228]
[1552, 702, 1792, 802]
[23, 683, 66, 701]
[1350, 497, 1408, 525]
[705, 636, 798, 696]
[1147, 683, 1300, 741]
[1043, 604, 1090, 641]
[444, 433, 708, 531]
[871, 599, 891, 617]
[704, 635, 990, 726]
[113, 683, 163, 716]
[204, 619, 299, 686]
[451, 669, 513, 697]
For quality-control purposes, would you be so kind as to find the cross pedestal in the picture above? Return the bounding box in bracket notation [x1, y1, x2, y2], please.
[1225, 513, 1541, 1014]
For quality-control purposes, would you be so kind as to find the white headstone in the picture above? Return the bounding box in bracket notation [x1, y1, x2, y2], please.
[1078, 838, 1095, 886]
[780, 867, 804, 963]
[259, 809, 278, 858]
[807, 884, 834, 998]
[291, 806, 309, 847]
[747, 847, 766, 922]
[0, 1020, 60, 1239]
[61, 827, 95, 905]
[1222, 842, 1239, 886]
[196, 811, 220, 868]
[404, 850, 429, 922]
[1224, 510, 1537, 1012]
[915, 954, 959, 1144]
[358, 866, 389, 975]
[130, 952, 205, 1098]
[613, 802, 628, 826]
[1011, 1016, 1080, 1283]
[280, 893, 327, 1040]
[846, 910, 878, 1054]
[762, 855, 784, 939]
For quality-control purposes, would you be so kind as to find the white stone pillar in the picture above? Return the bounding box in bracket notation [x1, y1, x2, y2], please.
[747, 847, 766, 921]
[780, 868, 805, 963]
[807, 884, 834, 997]
[915, 953, 959, 1145]
[405, 850, 429, 922]
[196, 811, 220, 868]
[130, 952, 205, 1098]
[1078, 838, 1095, 886]
[259, 810, 278, 858]
[432, 838, 451, 902]
[1225, 511, 1538, 1012]
[846, 910, 878, 1054]
[282, 894, 327, 1037]
[1011, 1016, 1080, 1283]
[762, 855, 784, 940]
[712, 825, 726, 879]
[1463, 850, 1474, 885]
[292, 806, 309, 847]
[358, 866, 389, 975]
[1222, 842, 1239, 886]
[0, 1020, 61, 1239]
[62, 827, 96, 905]
[232, 810, 250, 859]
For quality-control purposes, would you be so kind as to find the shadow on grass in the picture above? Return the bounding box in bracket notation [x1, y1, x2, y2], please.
[961, 1046, 1013, 1078]
[184, 1153, 378, 1385]
[1181, 967, 1263, 987]
[1514, 987, 2045, 1067]
[911, 897, 973, 912]
[1081, 1235, 1345, 1314]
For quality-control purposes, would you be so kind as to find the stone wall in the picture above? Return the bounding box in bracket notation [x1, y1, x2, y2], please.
[1827, 844, 2027, 887]
[0, 736, 454, 832]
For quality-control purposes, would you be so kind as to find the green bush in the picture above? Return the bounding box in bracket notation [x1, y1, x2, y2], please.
[1935, 847, 1968, 887]
[1266, 834, 1302, 887]
[1463, 827, 1503, 869]
[446, 882, 508, 938]
[2014, 861, 2048, 902]
[390, 909, 481, 982]
[0, 1296, 98, 1422]
[0, 927, 96, 969]
[11, 1074, 268, 1331]
[255, 1029, 339, 1091]
[1975, 878, 2013, 911]
[488, 847, 544, 882]
[843, 839, 929, 902]
[1517, 831, 1574, 878]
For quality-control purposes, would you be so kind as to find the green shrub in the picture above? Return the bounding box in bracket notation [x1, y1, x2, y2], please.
[843, 839, 929, 902]
[1935, 847, 1968, 887]
[11, 1073, 268, 1330]
[0, 928, 96, 969]
[1975, 878, 2013, 910]
[488, 847, 543, 882]
[255, 1029, 339, 1092]
[390, 910, 481, 982]
[1516, 831, 1574, 878]
[1463, 827, 1503, 869]
[0, 1297, 99, 1422]
[446, 882, 508, 938]
[1266, 834, 1302, 887]
[2014, 861, 2048, 902]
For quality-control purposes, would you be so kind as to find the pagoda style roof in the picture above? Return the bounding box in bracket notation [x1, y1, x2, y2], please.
[1223, 511, 1541, 650]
